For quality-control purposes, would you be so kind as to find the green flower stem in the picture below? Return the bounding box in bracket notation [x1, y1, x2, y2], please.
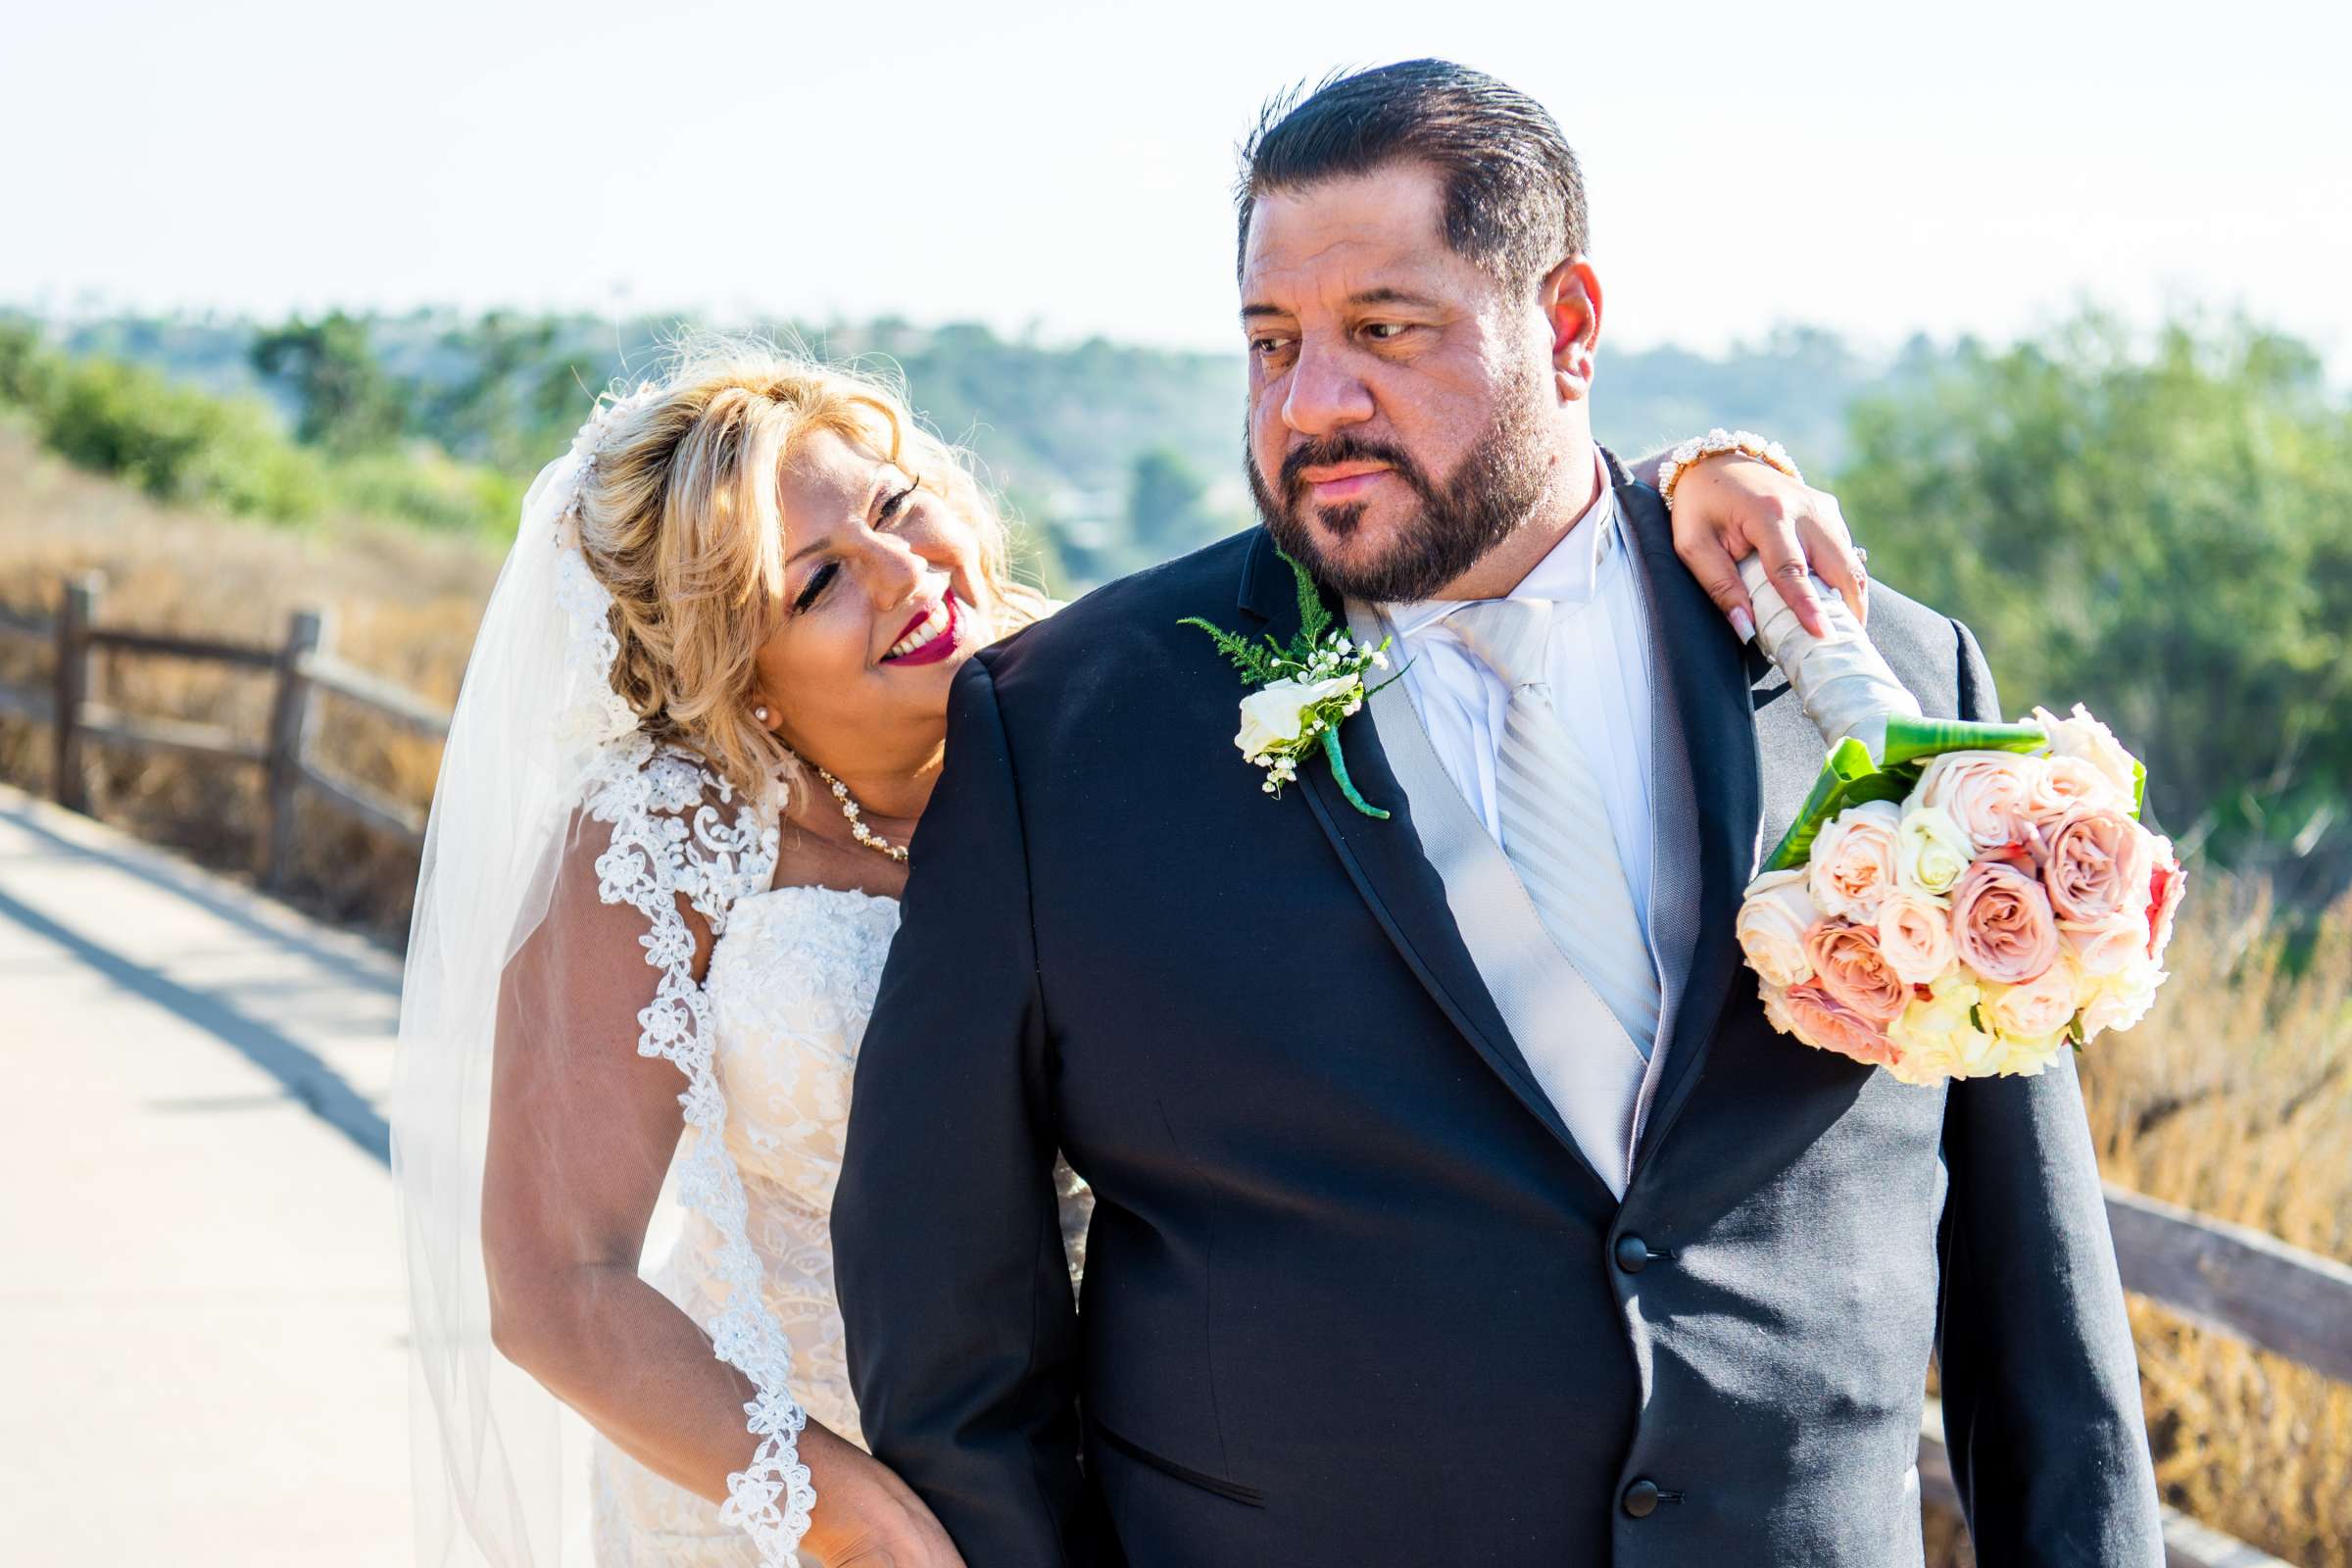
[1321, 726, 1390, 820]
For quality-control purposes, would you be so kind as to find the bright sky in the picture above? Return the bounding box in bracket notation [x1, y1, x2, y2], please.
[9, 0, 2348, 368]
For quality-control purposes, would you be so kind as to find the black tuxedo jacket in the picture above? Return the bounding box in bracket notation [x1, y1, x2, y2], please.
[834, 462, 2162, 1566]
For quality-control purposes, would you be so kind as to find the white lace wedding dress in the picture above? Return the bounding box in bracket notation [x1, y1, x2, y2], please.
[579, 745, 1090, 1566]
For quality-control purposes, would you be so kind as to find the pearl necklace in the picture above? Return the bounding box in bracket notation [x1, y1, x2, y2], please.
[815, 765, 909, 863]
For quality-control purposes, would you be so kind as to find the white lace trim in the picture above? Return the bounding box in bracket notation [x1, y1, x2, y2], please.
[552, 543, 644, 754]
[548, 379, 663, 757]
[582, 735, 812, 1563]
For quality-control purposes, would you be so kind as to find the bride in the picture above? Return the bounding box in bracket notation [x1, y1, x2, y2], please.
[390, 340, 1865, 1567]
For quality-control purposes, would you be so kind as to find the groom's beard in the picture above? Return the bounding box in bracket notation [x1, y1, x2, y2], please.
[1248, 375, 1551, 604]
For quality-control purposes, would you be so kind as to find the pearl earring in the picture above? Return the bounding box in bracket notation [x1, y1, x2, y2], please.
[754, 705, 770, 723]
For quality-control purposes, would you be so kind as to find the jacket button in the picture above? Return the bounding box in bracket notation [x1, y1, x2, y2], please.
[1623, 1478, 1661, 1518]
[1613, 1234, 1651, 1274]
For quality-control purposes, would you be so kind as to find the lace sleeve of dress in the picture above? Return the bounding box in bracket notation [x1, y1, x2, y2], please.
[577, 739, 810, 1561]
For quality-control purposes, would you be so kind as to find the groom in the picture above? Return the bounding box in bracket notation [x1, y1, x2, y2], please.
[835, 61, 2161, 1566]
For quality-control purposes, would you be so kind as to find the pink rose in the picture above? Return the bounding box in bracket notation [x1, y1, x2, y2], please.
[1917, 752, 2040, 855]
[1777, 981, 1902, 1069]
[1803, 919, 1910, 1024]
[1808, 800, 1903, 922]
[1951, 860, 2061, 984]
[1984, 958, 2084, 1042]
[2032, 704, 2142, 806]
[1878, 890, 1958, 987]
[2027, 755, 2128, 825]
[2063, 911, 2152, 978]
[2146, 836, 2186, 959]
[2043, 808, 2154, 924]
[1737, 868, 1820, 988]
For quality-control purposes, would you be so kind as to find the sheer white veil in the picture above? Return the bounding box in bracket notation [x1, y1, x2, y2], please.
[390, 386, 665, 1566]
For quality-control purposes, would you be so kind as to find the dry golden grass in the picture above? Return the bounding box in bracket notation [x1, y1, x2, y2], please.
[4, 420, 2346, 1562]
[0, 420, 491, 938]
[2080, 880, 2352, 1566]
[1928, 879, 2352, 1567]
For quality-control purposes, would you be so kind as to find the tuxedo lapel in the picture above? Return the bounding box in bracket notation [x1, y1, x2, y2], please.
[1234, 531, 1614, 1200]
[1614, 468, 1766, 1177]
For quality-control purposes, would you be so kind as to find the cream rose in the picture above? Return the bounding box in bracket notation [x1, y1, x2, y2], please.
[1916, 751, 2040, 855]
[2043, 807, 2155, 924]
[1984, 956, 2084, 1042]
[1886, 973, 2000, 1086]
[2082, 957, 2167, 1040]
[1233, 674, 1357, 761]
[1808, 800, 1903, 922]
[1988, 1029, 2071, 1077]
[1878, 890, 1957, 987]
[1737, 869, 1820, 988]
[2032, 704, 2141, 807]
[1803, 918, 1910, 1023]
[1895, 805, 1974, 898]
[1950, 860, 2062, 984]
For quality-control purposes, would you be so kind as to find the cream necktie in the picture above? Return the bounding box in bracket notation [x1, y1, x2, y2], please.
[1446, 597, 1662, 1058]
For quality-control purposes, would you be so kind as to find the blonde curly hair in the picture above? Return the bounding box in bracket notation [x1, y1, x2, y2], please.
[570, 339, 1044, 802]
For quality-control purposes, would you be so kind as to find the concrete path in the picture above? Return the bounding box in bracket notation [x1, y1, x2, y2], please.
[0, 783, 410, 1564]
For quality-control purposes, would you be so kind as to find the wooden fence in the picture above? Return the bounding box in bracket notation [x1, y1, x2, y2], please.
[2, 571, 2347, 1565]
[0, 571, 444, 889]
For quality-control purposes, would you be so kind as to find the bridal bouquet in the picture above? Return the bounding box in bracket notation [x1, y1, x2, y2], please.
[1739, 704, 2185, 1087]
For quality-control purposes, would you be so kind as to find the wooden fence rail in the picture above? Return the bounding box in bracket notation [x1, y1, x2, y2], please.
[0, 571, 427, 884]
[1916, 1180, 2351, 1567]
[1, 570, 2347, 1566]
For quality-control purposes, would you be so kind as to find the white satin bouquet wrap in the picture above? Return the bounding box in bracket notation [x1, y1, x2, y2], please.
[1738, 555, 1921, 757]
[1731, 557, 2184, 1087]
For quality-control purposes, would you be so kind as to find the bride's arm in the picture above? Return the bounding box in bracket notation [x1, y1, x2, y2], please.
[1627, 446, 1870, 640]
[479, 818, 958, 1568]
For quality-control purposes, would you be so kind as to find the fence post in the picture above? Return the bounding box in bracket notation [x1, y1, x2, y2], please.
[52, 574, 100, 812]
[263, 607, 327, 890]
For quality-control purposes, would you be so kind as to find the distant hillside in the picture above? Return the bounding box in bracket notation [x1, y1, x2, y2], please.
[24, 308, 1931, 585]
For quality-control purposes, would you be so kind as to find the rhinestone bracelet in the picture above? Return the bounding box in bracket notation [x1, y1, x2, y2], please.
[1656, 428, 1802, 512]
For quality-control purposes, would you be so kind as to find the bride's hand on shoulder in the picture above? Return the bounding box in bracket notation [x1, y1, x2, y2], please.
[800, 1424, 966, 1568]
[1653, 447, 1870, 641]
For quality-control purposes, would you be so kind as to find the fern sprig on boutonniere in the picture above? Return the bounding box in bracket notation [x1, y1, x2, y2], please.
[1180, 549, 1404, 819]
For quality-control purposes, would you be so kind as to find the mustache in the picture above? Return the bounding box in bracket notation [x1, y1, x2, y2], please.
[1277, 435, 1427, 498]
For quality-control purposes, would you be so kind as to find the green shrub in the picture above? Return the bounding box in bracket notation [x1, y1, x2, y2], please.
[1, 329, 517, 535]
[30, 354, 327, 521]
[329, 446, 519, 535]
[0, 318, 46, 404]
[1838, 313, 2352, 901]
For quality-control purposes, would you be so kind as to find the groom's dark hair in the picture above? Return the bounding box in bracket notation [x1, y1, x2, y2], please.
[1236, 60, 1588, 293]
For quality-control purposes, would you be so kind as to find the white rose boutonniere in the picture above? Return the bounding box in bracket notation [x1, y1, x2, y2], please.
[1183, 548, 1402, 818]
[1236, 674, 1362, 764]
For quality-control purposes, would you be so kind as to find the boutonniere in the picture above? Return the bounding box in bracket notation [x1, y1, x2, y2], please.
[1181, 549, 1402, 819]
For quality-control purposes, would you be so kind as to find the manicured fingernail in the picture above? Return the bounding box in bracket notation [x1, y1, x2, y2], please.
[1730, 606, 1756, 644]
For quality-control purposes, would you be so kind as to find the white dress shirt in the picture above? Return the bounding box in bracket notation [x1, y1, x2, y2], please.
[1372, 448, 1658, 943]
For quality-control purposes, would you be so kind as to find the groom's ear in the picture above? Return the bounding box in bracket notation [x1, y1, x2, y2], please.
[1541, 256, 1603, 404]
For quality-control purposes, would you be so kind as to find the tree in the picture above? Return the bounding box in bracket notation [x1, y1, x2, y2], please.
[1836, 313, 2352, 902]
[249, 311, 410, 453]
[0, 316, 44, 404]
[1125, 445, 1214, 559]
[418, 311, 591, 471]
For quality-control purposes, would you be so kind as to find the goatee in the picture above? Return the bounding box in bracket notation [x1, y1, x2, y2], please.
[1248, 372, 1553, 603]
